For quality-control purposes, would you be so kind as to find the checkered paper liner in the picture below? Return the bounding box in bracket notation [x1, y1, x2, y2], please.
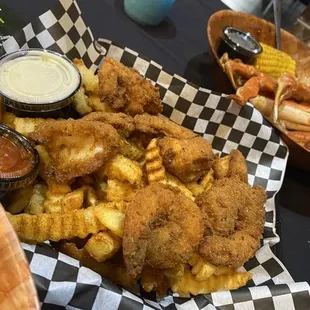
[1, 0, 309, 309]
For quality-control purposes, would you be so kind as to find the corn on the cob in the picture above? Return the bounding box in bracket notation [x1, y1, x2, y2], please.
[253, 42, 296, 79]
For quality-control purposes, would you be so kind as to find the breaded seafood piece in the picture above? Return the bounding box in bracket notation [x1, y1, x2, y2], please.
[82, 112, 135, 137]
[196, 178, 266, 268]
[98, 57, 163, 115]
[134, 113, 197, 140]
[30, 120, 120, 183]
[123, 183, 204, 278]
[213, 149, 248, 183]
[158, 136, 215, 183]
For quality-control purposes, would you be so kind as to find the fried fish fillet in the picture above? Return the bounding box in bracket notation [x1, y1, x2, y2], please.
[82, 112, 135, 137]
[14, 117, 57, 138]
[98, 57, 163, 115]
[30, 119, 120, 183]
[158, 136, 215, 183]
[134, 113, 197, 139]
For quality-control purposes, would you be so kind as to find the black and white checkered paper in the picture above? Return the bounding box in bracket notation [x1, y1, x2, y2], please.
[1, 0, 309, 309]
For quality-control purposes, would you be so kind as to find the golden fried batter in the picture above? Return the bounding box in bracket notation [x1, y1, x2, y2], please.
[229, 150, 248, 183]
[82, 112, 135, 137]
[158, 136, 215, 183]
[98, 57, 163, 115]
[134, 113, 197, 139]
[196, 178, 266, 268]
[30, 120, 120, 182]
[123, 183, 203, 278]
[213, 150, 248, 183]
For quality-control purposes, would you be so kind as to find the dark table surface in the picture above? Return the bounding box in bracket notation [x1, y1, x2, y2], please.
[2, 0, 310, 284]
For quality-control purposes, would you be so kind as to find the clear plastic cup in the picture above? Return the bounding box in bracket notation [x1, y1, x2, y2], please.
[124, 0, 176, 26]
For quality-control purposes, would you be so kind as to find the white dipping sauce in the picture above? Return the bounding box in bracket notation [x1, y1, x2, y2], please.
[0, 50, 80, 104]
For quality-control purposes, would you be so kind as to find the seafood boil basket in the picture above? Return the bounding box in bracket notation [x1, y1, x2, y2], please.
[207, 10, 310, 172]
[0, 1, 309, 309]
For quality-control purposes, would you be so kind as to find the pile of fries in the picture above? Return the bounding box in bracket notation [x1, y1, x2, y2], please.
[1, 58, 254, 297]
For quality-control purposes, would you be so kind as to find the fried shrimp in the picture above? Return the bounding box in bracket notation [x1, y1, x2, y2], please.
[134, 113, 197, 139]
[123, 183, 204, 278]
[82, 112, 135, 137]
[196, 178, 266, 268]
[158, 136, 215, 183]
[98, 57, 163, 115]
[30, 120, 120, 182]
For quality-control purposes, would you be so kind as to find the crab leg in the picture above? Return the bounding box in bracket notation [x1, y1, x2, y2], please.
[250, 96, 310, 130]
[228, 75, 277, 106]
[282, 121, 310, 132]
[273, 73, 310, 124]
[279, 101, 310, 126]
[219, 53, 262, 89]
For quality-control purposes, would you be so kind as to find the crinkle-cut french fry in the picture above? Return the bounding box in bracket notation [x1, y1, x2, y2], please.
[95, 203, 125, 238]
[145, 138, 167, 184]
[6, 186, 34, 214]
[7, 202, 123, 242]
[130, 133, 152, 150]
[24, 183, 47, 215]
[166, 173, 194, 201]
[73, 58, 99, 95]
[88, 95, 113, 113]
[105, 154, 143, 186]
[185, 182, 205, 196]
[35, 145, 51, 182]
[14, 117, 54, 137]
[213, 266, 236, 277]
[167, 267, 252, 296]
[84, 231, 121, 262]
[72, 87, 92, 115]
[200, 168, 214, 192]
[188, 254, 234, 281]
[106, 179, 135, 202]
[2, 112, 16, 128]
[54, 241, 135, 289]
[119, 139, 145, 161]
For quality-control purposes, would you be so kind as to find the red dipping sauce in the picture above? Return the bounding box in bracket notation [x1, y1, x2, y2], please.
[0, 136, 33, 179]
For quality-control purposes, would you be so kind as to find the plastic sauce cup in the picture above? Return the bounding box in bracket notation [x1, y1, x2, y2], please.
[0, 49, 81, 113]
[218, 27, 262, 63]
[0, 124, 39, 199]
